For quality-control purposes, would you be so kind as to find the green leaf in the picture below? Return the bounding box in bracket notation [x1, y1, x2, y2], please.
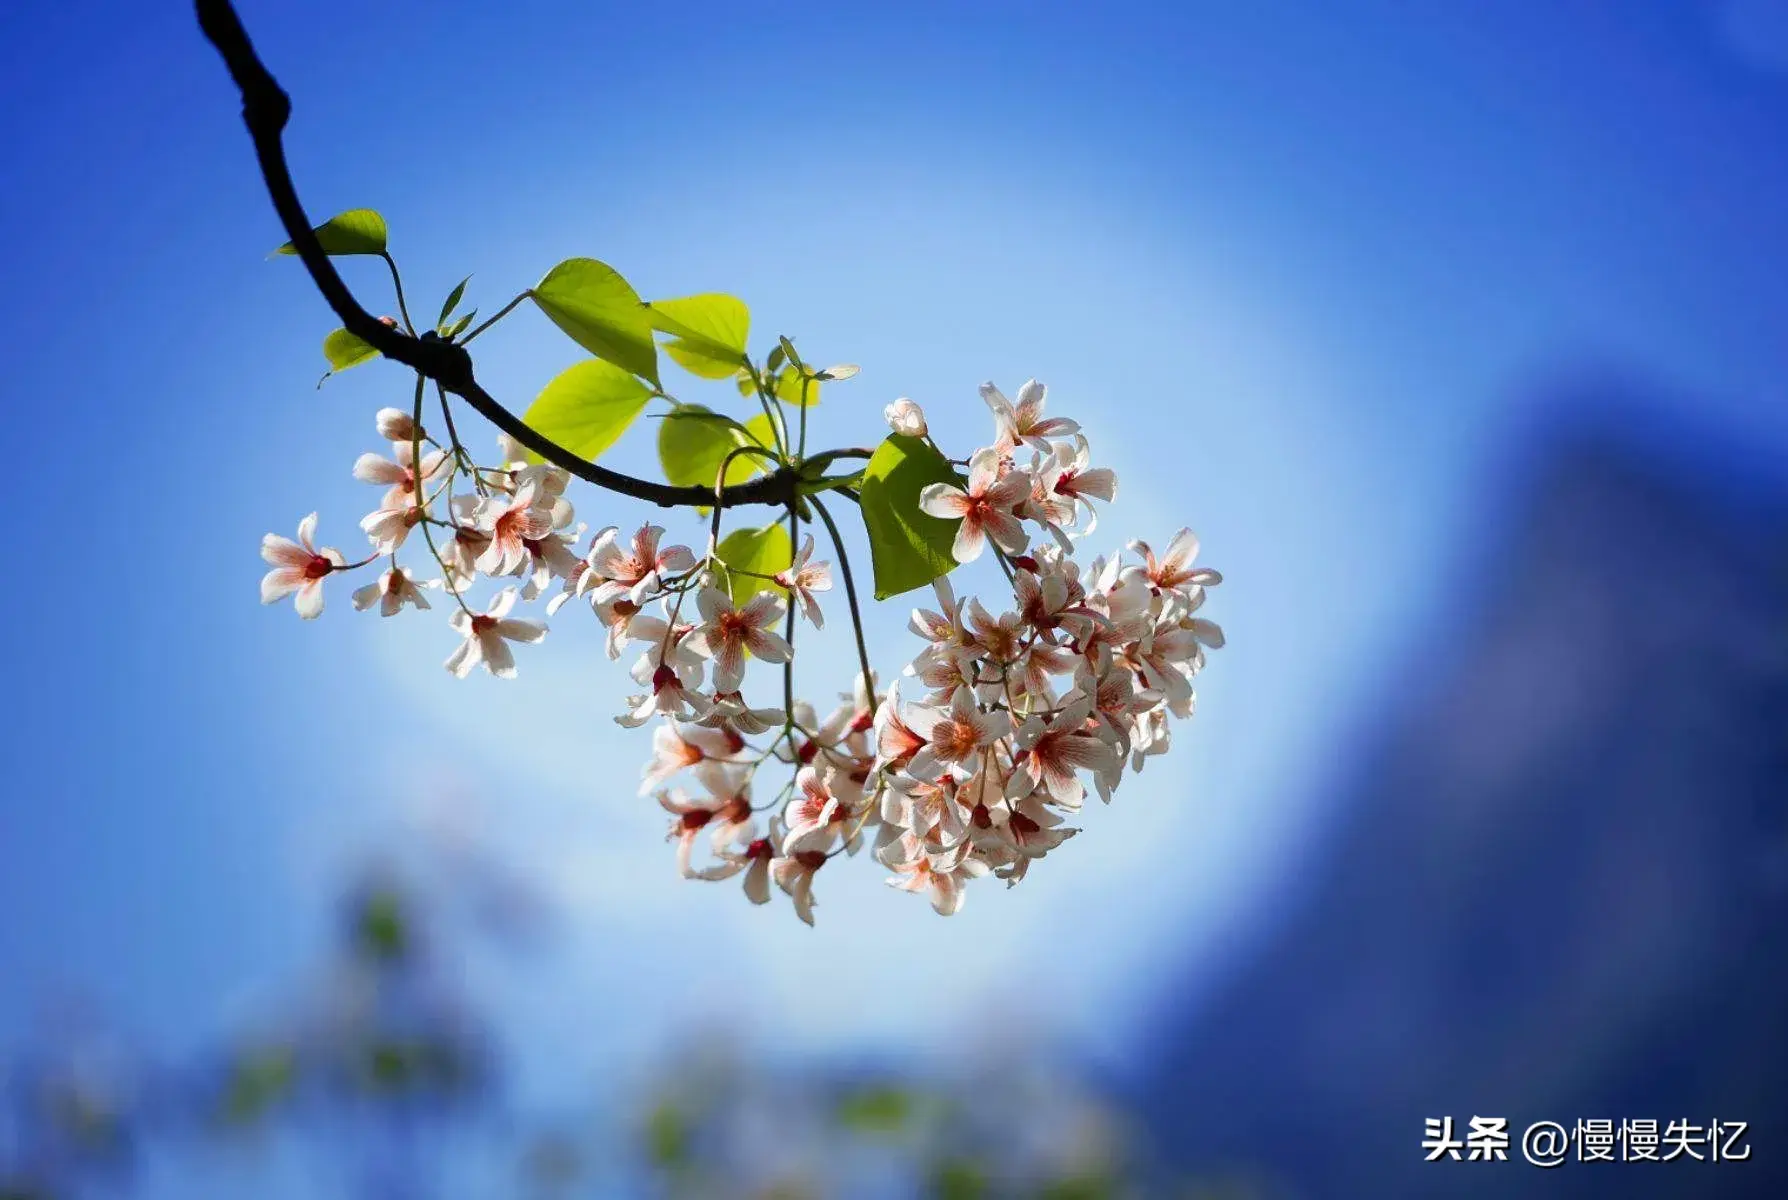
[743, 411, 778, 452]
[778, 335, 805, 372]
[321, 327, 379, 379]
[521, 359, 653, 463]
[531, 258, 660, 386]
[274, 208, 387, 257]
[715, 522, 792, 606]
[858, 434, 964, 600]
[444, 310, 476, 341]
[646, 294, 750, 379]
[436, 275, 471, 326]
[775, 368, 821, 408]
[658, 404, 774, 493]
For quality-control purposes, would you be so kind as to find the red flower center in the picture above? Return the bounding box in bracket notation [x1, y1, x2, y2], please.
[471, 615, 498, 635]
[303, 555, 333, 580]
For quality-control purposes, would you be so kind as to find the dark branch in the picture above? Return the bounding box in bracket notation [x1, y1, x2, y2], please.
[195, 0, 800, 510]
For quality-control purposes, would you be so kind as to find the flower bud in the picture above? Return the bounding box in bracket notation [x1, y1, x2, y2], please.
[884, 398, 927, 438]
[375, 407, 418, 442]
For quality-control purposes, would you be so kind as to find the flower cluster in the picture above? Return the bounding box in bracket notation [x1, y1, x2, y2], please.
[259, 380, 1220, 924]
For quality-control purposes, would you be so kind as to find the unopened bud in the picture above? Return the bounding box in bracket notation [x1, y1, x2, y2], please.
[884, 397, 927, 438]
[375, 407, 418, 441]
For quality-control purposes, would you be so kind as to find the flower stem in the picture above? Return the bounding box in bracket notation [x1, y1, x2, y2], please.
[458, 292, 528, 344]
[809, 494, 877, 719]
[379, 251, 415, 335]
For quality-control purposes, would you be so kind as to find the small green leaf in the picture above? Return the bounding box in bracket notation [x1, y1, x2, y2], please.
[647, 294, 750, 379]
[522, 359, 653, 463]
[816, 363, 859, 381]
[531, 258, 660, 386]
[778, 335, 804, 372]
[444, 310, 476, 341]
[436, 275, 471, 326]
[274, 208, 387, 257]
[716, 522, 792, 605]
[658, 404, 774, 493]
[321, 327, 379, 379]
[859, 434, 963, 600]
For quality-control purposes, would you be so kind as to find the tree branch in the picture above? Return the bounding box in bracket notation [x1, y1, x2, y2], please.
[195, 0, 800, 510]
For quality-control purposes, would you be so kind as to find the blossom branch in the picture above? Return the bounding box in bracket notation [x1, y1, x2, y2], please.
[194, 0, 801, 511]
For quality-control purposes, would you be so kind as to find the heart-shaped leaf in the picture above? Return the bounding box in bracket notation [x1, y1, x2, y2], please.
[274, 209, 387, 257]
[531, 258, 660, 387]
[520, 358, 653, 463]
[647, 294, 750, 379]
[858, 434, 964, 600]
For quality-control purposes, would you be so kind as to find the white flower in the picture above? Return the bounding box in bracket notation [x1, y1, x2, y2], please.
[681, 588, 791, 692]
[351, 566, 435, 617]
[918, 448, 1031, 564]
[374, 407, 418, 442]
[443, 588, 546, 679]
[260, 513, 346, 619]
[773, 536, 833, 628]
[883, 397, 928, 438]
[981, 378, 1078, 454]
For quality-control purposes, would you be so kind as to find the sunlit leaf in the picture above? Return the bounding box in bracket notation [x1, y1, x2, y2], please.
[775, 368, 821, 408]
[716, 522, 792, 606]
[531, 258, 660, 386]
[320, 327, 379, 381]
[657, 404, 776, 498]
[522, 359, 653, 463]
[444, 309, 476, 340]
[436, 275, 471, 326]
[647, 293, 750, 379]
[816, 363, 859, 381]
[274, 208, 387, 256]
[858, 434, 963, 600]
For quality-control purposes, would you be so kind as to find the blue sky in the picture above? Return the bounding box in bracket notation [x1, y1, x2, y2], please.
[3, 0, 1786, 1130]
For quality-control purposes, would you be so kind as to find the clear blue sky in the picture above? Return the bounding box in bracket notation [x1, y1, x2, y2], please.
[2, 0, 1786, 1125]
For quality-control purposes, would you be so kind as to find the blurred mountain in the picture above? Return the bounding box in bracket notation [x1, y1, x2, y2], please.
[1133, 391, 1788, 1198]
